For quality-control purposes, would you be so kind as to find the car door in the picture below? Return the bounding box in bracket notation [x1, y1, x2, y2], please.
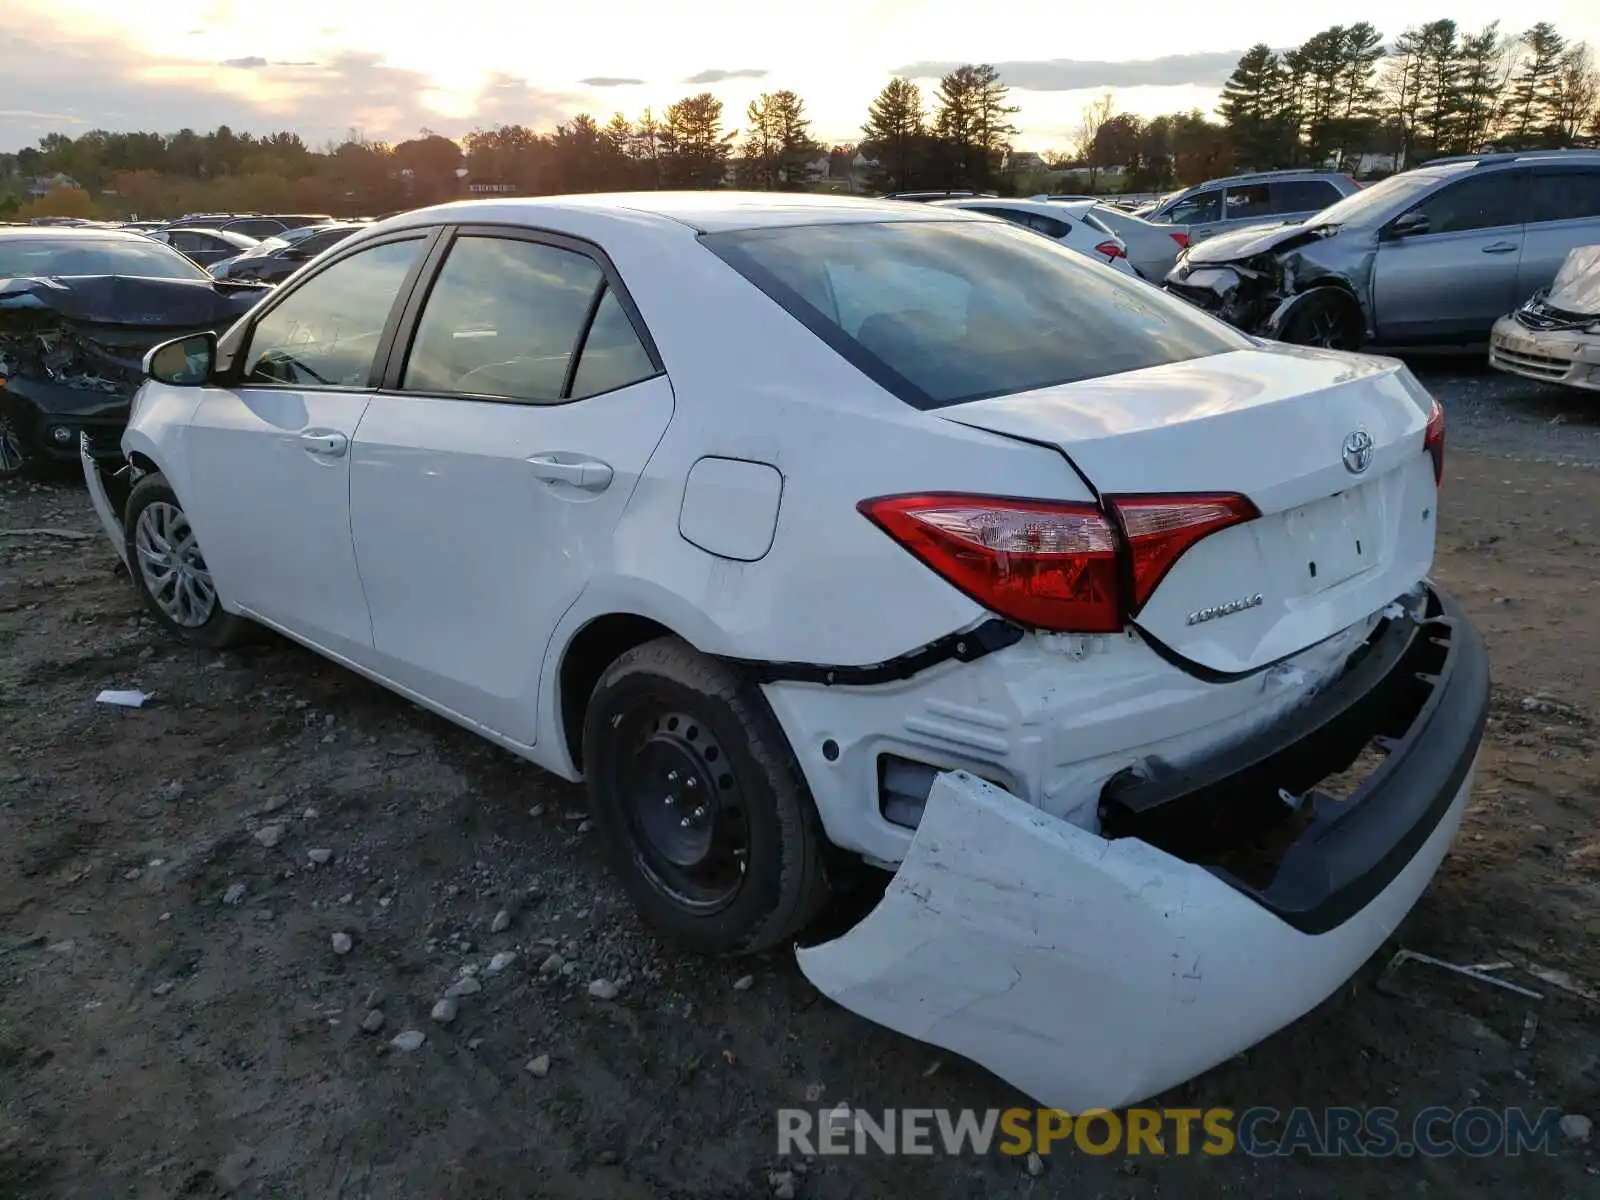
[346, 227, 674, 745]
[1370, 169, 1526, 343]
[181, 232, 435, 658]
[1516, 166, 1600, 303]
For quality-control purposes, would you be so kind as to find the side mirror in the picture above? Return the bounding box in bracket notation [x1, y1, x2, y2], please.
[144, 332, 216, 386]
[1387, 211, 1430, 239]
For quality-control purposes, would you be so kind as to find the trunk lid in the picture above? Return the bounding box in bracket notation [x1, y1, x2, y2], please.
[936, 346, 1439, 675]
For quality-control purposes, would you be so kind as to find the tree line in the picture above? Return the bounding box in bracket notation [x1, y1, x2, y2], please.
[2, 18, 1595, 221]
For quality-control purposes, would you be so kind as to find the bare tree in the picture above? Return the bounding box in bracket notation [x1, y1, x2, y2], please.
[1074, 93, 1116, 191]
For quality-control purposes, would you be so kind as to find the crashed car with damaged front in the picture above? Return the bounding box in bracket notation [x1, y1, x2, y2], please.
[1490, 243, 1600, 392]
[85, 193, 1484, 1112]
[0, 226, 269, 479]
[1165, 151, 1600, 351]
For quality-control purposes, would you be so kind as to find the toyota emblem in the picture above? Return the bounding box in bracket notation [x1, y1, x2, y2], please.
[1342, 429, 1374, 474]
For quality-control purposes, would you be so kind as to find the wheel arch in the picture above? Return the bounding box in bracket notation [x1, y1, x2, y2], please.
[1264, 282, 1367, 346]
[557, 612, 678, 771]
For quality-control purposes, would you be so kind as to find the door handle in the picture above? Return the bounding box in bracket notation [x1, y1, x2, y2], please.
[299, 430, 348, 457]
[526, 453, 613, 492]
[1482, 241, 1518, 254]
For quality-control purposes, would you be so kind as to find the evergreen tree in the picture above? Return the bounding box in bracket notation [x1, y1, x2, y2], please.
[860, 77, 928, 192]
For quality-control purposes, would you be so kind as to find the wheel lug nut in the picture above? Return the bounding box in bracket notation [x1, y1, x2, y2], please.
[664, 795, 674, 807]
[692, 806, 706, 821]
[667, 770, 679, 783]
[686, 777, 698, 790]
[679, 817, 691, 829]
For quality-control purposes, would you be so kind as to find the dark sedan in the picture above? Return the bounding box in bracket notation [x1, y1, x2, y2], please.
[207, 222, 365, 284]
[143, 226, 260, 268]
[0, 228, 269, 479]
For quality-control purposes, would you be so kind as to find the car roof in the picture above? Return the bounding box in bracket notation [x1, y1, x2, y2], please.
[0, 225, 150, 241]
[929, 197, 1073, 217]
[378, 191, 984, 235]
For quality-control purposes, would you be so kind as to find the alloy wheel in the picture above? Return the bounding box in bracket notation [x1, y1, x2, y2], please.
[134, 501, 217, 627]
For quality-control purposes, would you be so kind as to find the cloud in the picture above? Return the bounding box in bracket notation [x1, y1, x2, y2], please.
[579, 76, 645, 88]
[0, 12, 591, 151]
[683, 68, 768, 84]
[220, 56, 268, 69]
[887, 52, 1245, 91]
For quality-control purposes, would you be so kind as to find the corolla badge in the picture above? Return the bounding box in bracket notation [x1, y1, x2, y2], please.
[1342, 429, 1374, 474]
[1186, 593, 1264, 626]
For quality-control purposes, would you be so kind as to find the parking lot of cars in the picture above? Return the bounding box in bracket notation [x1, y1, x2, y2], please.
[0, 171, 1597, 1195]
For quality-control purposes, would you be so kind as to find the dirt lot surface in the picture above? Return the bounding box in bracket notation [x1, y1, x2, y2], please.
[1, 364, 1596, 1198]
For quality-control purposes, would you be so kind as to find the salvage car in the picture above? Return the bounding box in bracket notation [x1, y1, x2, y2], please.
[85, 193, 1483, 1112]
[929, 197, 1136, 273]
[1489, 244, 1600, 392]
[1140, 170, 1358, 243]
[0, 227, 269, 478]
[208, 222, 366, 283]
[143, 226, 260, 268]
[1166, 150, 1600, 349]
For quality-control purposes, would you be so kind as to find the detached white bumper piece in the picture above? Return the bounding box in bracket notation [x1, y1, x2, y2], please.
[80, 432, 128, 569]
[799, 587, 1488, 1111]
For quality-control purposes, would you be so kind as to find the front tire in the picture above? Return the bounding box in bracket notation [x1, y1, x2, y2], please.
[0, 398, 38, 480]
[1278, 291, 1365, 350]
[124, 473, 249, 649]
[582, 637, 830, 955]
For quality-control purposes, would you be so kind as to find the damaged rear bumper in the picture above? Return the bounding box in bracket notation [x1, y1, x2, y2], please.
[798, 586, 1487, 1110]
[81, 434, 130, 569]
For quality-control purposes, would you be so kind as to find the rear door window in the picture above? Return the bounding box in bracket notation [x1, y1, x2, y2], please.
[704, 219, 1248, 410]
[1402, 172, 1524, 234]
[1524, 170, 1600, 224]
[1270, 180, 1342, 214]
[1222, 184, 1273, 219]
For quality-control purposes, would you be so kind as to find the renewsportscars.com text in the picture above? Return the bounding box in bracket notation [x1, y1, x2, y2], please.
[777, 1105, 1568, 1158]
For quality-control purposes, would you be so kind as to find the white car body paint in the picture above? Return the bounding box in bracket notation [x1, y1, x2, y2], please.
[797, 767, 1474, 1113]
[928, 197, 1138, 274]
[97, 192, 1480, 1103]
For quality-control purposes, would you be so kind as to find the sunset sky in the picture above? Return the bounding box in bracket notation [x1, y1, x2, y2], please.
[3, 1, 1598, 153]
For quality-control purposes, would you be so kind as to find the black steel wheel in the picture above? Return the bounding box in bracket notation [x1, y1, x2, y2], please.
[582, 637, 830, 955]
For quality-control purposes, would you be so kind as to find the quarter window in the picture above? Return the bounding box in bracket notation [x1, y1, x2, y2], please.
[569, 287, 657, 399]
[242, 238, 424, 387]
[1166, 190, 1222, 224]
[401, 236, 647, 403]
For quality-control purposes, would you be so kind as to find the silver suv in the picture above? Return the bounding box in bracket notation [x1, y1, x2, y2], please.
[1140, 170, 1360, 243]
[1164, 150, 1600, 350]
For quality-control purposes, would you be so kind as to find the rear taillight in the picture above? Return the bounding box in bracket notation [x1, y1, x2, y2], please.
[1106, 494, 1260, 610]
[1095, 240, 1126, 260]
[1169, 231, 1191, 249]
[1424, 398, 1444, 486]
[858, 492, 1257, 634]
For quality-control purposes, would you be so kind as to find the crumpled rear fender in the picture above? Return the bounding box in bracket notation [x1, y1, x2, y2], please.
[797, 767, 1471, 1111]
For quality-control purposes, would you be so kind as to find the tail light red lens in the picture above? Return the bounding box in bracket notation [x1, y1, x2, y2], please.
[859, 491, 1258, 633]
[858, 495, 1123, 632]
[1169, 231, 1191, 248]
[1424, 398, 1444, 486]
[1106, 494, 1261, 610]
[1095, 240, 1127, 259]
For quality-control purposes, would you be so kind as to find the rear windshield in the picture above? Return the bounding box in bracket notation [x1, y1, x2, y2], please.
[703, 219, 1247, 409]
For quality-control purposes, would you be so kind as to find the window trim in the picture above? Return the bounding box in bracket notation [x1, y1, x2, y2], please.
[217, 227, 444, 390]
[375, 222, 665, 407]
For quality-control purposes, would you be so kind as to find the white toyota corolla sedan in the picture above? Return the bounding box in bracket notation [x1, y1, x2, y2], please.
[83, 192, 1485, 1111]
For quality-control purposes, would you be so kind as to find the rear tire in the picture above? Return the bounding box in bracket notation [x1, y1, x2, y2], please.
[582, 637, 831, 955]
[124, 473, 250, 649]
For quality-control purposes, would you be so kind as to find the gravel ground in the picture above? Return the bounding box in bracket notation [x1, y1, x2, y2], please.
[0, 364, 1596, 1198]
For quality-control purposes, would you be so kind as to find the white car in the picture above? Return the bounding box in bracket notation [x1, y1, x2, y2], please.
[83, 192, 1484, 1112]
[928, 196, 1138, 274]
